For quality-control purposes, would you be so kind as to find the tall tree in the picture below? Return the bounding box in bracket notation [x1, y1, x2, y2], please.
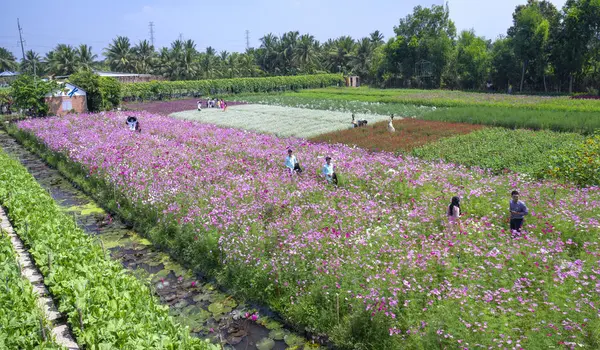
[105, 36, 134, 72]
[508, 0, 557, 92]
[48, 44, 78, 76]
[76, 44, 97, 71]
[294, 34, 319, 73]
[455, 30, 491, 89]
[384, 4, 456, 87]
[490, 37, 521, 90]
[20, 50, 44, 76]
[0, 47, 18, 71]
[132, 40, 155, 74]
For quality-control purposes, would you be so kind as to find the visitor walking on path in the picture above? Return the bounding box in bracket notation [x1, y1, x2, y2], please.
[509, 190, 528, 235]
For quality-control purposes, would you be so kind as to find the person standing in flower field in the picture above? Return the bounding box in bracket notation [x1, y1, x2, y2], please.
[285, 149, 302, 174]
[322, 156, 337, 185]
[509, 190, 528, 234]
[448, 196, 461, 222]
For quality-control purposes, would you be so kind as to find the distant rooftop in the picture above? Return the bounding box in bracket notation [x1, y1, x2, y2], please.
[0, 71, 20, 77]
[93, 70, 156, 77]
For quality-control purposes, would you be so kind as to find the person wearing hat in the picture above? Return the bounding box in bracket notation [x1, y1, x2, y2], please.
[322, 156, 337, 185]
[285, 149, 302, 174]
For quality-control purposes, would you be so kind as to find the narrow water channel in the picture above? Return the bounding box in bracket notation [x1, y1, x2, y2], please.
[0, 130, 312, 350]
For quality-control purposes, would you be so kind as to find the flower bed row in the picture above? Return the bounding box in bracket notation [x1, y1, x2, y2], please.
[0, 229, 61, 349]
[0, 148, 215, 349]
[13, 112, 600, 349]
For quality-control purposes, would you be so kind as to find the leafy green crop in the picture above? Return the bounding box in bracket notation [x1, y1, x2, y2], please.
[411, 128, 585, 179]
[0, 230, 62, 349]
[0, 150, 217, 349]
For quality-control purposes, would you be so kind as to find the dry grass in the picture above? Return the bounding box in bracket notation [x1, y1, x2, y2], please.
[310, 119, 486, 153]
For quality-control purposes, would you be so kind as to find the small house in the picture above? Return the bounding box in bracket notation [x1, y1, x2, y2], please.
[345, 76, 360, 87]
[45, 83, 87, 116]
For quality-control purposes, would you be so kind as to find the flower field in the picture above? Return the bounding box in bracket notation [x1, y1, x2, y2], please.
[16, 112, 600, 349]
[171, 104, 397, 138]
[310, 118, 485, 153]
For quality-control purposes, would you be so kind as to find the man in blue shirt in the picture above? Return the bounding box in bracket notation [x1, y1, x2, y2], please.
[509, 190, 528, 233]
[285, 149, 302, 174]
[322, 156, 337, 185]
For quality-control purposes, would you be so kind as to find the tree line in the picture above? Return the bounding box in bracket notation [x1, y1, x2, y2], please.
[0, 0, 598, 93]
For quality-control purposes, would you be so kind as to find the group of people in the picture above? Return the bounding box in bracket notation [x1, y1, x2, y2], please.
[199, 98, 227, 111]
[447, 190, 528, 235]
[284, 149, 338, 185]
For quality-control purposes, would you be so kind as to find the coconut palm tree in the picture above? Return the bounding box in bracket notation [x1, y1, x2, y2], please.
[49, 44, 78, 76]
[76, 44, 97, 71]
[0, 47, 17, 71]
[132, 40, 155, 74]
[200, 46, 217, 79]
[369, 30, 385, 46]
[294, 34, 319, 73]
[258, 33, 280, 74]
[20, 50, 44, 76]
[104, 36, 134, 72]
[327, 36, 355, 74]
[351, 37, 373, 78]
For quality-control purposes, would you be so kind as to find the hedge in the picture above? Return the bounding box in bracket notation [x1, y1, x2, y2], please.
[121, 74, 344, 101]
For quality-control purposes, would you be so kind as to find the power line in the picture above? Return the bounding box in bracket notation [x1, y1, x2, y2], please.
[17, 18, 26, 61]
[149, 22, 155, 46]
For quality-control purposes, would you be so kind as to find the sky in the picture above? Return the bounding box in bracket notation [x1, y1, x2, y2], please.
[1, 0, 567, 60]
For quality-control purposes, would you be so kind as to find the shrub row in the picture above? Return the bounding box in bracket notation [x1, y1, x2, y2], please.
[121, 74, 344, 101]
[0, 229, 61, 349]
[0, 148, 216, 349]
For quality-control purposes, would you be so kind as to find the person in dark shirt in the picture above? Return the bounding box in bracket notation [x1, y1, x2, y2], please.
[509, 190, 528, 234]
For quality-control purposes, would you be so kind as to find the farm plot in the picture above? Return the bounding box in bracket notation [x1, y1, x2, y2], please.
[170, 104, 396, 138]
[16, 111, 600, 349]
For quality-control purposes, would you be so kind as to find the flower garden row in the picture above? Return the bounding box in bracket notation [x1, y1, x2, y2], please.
[0, 149, 216, 349]
[0, 228, 61, 349]
[121, 74, 344, 101]
[13, 112, 600, 349]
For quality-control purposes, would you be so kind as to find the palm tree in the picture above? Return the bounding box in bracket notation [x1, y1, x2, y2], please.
[132, 40, 155, 74]
[238, 53, 259, 77]
[280, 31, 300, 73]
[104, 36, 134, 72]
[369, 30, 384, 46]
[76, 44, 97, 71]
[259, 33, 280, 74]
[49, 44, 77, 76]
[180, 39, 199, 79]
[351, 37, 373, 78]
[0, 47, 17, 71]
[20, 50, 43, 76]
[294, 34, 318, 73]
[328, 36, 355, 74]
[200, 46, 217, 79]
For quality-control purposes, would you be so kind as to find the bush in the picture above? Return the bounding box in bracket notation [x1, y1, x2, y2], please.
[98, 77, 121, 110]
[69, 71, 102, 112]
[10, 75, 58, 116]
[546, 131, 600, 187]
[121, 74, 344, 101]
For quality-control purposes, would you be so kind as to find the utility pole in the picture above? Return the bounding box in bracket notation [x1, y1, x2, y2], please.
[17, 18, 26, 62]
[149, 22, 155, 47]
[245, 30, 250, 50]
[178, 33, 183, 41]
